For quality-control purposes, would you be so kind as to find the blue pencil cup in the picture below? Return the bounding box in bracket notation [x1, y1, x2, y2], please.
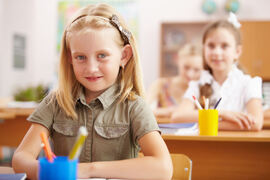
[39, 156, 78, 180]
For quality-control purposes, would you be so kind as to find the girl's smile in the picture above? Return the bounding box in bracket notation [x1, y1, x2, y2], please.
[85, 76, 103, 82]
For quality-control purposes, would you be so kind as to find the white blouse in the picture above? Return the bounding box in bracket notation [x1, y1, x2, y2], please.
[184, 64, 262, 112]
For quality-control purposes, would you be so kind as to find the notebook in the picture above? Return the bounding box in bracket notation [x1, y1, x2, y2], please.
[0, 173, 26, 180]
[159, 123, 198, 135]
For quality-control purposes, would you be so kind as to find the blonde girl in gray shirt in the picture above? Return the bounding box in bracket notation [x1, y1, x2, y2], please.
[12, 3, 172, 180]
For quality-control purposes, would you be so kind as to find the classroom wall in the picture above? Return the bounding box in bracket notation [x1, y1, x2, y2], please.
[0, 0, 270, 97]
[139, 0, 270, 90]
[0, 0, 57, 98]
[0, 0, 3, 96]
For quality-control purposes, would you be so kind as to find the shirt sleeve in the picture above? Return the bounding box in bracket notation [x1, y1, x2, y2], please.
[27, 92, 56, 130]
[183, 81, 200, 101]
[244, 76, 262, 104]
[130, 97, 160, 145]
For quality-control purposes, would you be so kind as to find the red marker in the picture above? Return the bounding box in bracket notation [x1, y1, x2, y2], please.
[192, 96, 203, 110]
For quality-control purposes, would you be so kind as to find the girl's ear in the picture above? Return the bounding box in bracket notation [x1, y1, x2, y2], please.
[235, 45, 242, 59]
[120, 44, 133, 68]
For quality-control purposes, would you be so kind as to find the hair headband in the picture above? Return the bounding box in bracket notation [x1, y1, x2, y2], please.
[70, 14, 131, 45]
[110, 15, 131, 45]
[227, 12, 241, 29]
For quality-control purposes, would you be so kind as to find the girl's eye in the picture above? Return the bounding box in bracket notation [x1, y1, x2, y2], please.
[97, 53, 106, 59]
[76, 55, 86, 60]
[208, 43, 215, 49]
[222, 43, 228, 49]
[184, 65, 190, 71]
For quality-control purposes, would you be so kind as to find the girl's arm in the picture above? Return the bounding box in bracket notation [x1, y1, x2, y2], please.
[173, 99, 258, 131]
[147, 79, 174, 118]
[219, 99, 263, 131]
[78, 131, 173, 180]
[12, 123, 49, 180]
[153, 106, 177, 118]
[171, 98, 198, 123]
[246, 98, 263, 131]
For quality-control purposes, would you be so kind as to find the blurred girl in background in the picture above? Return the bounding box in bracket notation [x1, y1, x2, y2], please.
[147, 43, 203, 118]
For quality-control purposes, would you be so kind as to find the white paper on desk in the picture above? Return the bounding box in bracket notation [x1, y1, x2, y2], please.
[159, 123, 198, 135]
[77, 179, 105, 180]
[77, 178, 121, 180]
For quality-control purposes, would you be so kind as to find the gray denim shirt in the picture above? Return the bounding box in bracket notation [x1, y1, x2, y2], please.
[27, 84, 159, 162]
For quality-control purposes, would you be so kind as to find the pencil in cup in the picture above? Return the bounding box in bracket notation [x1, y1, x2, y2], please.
[68, 126, 88, 160]
[40, 132, 54, 162]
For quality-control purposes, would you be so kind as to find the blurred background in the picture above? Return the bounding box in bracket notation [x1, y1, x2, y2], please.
[0, 0, 270, 165]
[0, 0, 270, 97]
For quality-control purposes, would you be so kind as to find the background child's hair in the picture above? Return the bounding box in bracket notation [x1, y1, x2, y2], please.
[55, 3, 144, 119]
[199, 20, 242, 107]
[177, 43, 202, 59]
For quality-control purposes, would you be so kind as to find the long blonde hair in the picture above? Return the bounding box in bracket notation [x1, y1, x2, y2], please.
[55, 3, 144, 119]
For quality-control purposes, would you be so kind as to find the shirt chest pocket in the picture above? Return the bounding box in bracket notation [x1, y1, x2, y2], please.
[92, 124, 129, 161]
[51, 120, 79, 156]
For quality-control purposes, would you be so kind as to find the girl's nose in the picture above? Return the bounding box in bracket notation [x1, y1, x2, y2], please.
[86, 58, 99, 73]
[185, 70, 194, 81]
[213, 47, 222, 55]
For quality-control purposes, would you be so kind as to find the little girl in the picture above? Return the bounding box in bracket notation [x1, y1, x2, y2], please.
[147, 43, 203, 118]
[172, 13, 263, 131]
[12, 3, 172, 179]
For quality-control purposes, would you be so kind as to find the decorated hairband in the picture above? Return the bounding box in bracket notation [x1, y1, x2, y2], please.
[227, 12, 241, 29]
[110, 15, 131, 45]
[69, 14, 131, 44]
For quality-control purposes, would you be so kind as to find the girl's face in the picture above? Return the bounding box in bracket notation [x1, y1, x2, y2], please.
[178, 55, 203, 84]
[204, 28, 241, 74]
[69, 28, 131, 99]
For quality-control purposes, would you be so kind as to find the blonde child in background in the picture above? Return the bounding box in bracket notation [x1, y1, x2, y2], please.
[12, 4, 172, 180]
[171, 13, 263, 131]
[147, 43, 203, 118]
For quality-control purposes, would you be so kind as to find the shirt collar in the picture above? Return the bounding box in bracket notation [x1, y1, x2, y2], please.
[199, 64, 243, 86]
[97, 83, 120, 109]
[76, 83, 120, 109]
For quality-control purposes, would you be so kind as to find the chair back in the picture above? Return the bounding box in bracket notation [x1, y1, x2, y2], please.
[171, 153, 192, 180]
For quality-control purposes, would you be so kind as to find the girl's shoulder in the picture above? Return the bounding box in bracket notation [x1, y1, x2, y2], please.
[125, 95, 152, 111]
[37, 91, 60, 110]
[229, 66, 262, 87]
[156, 77, 173, 86]
[148, 77, 173, 93]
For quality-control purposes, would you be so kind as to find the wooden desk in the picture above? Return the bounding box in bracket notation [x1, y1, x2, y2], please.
[0, 108, 34, 147]
[156, 108, 270, 129]
[263, 109, 270, 129]
[162, 130, 270, 180]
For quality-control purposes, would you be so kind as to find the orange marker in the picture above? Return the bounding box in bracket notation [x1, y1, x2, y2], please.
[202, 96, 206, 108]
[40, 132, 54, 162]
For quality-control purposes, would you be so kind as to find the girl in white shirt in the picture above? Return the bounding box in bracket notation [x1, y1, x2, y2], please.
[171, 15, 263, 131]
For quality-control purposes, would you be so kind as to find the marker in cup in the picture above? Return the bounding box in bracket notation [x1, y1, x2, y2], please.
[68, 126, 88, 160]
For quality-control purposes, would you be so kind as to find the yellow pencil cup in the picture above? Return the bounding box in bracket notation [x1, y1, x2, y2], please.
[198, 109, 218, 136]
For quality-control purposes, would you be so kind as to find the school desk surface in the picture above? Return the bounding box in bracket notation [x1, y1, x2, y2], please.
[1, 107, 270, 179]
